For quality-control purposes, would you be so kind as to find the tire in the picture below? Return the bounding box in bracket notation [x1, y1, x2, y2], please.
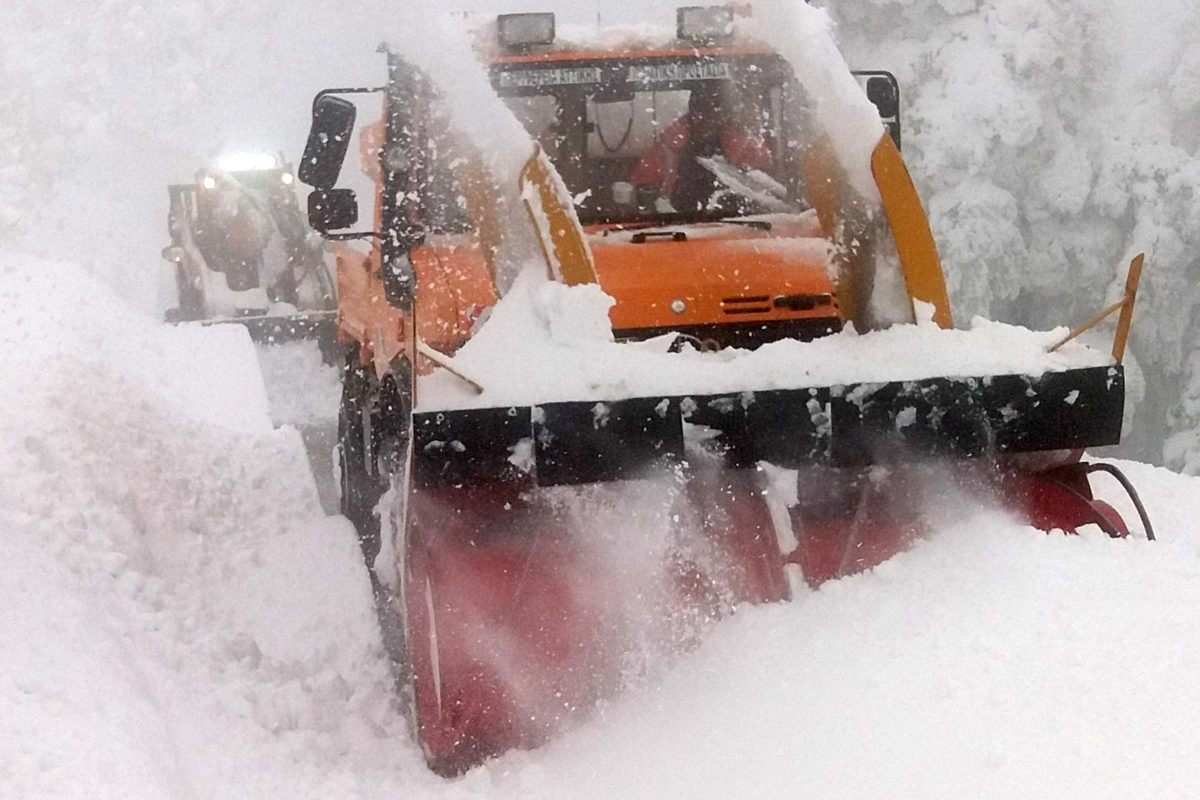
[338, 350, 414, 564]
[338, 348, 382, 566]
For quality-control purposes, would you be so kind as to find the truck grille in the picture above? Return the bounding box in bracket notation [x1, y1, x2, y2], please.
[720, 296, 772, 315]
[720, 294, 835, 315]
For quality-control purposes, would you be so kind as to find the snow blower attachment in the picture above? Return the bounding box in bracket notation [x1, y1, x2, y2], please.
[301, 9, 1152, 775]
[162, 154, 340, 357]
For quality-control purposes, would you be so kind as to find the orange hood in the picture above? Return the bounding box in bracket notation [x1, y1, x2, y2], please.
[587, 214, 839, 333]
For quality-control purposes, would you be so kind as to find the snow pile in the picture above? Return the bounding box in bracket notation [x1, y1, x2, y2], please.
[0, 257, 272, 435]
[255, 340, 343, 427]
[0, 253, 438, 798]
[420, 267, 1112, 410]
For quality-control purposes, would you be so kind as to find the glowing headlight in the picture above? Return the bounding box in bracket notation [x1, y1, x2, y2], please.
[216, 152, 279, 173]
[497, 13, 555, 49]
[281, 172, 295, 185]
[677, 6, 735, 43]
[201, 175, 217, 190]
[670, 298, 688, 315]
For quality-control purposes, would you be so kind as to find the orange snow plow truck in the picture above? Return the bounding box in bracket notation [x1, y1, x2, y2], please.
[298, 7, 1153, 775]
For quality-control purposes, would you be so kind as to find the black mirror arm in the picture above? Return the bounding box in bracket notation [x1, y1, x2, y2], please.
[311, 86, 385, 114]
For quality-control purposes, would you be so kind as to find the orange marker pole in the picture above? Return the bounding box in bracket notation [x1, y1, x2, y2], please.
[1111, 253, 1144, 363]
[1049, 253, 1145, 359]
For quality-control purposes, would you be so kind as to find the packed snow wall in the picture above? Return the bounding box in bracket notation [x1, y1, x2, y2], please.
[1, 0, 1198, 469]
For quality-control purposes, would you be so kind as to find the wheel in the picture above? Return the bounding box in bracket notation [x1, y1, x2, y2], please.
[1010, 465, 1131, 538]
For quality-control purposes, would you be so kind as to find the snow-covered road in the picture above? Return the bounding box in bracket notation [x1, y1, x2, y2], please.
[3, 252, 1199, 799]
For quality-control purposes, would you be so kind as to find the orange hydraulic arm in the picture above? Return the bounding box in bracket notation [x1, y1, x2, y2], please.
[871, 135, 953, 329]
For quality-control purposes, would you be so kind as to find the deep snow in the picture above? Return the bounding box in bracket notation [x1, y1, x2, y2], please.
[3, 252, 1200, 799]
[0, 256, 432, 798]
[420, 265, 1114, 410]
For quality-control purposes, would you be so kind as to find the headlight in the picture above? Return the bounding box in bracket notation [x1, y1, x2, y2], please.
[281, 172, 295, 185]
[677, 6, 735, 43]
[216, 152, 279, 173]
[201, 175, 217, 190]
[497, 13, 555, 49]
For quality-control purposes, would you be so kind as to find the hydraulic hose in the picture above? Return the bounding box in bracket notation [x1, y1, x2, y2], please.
[1084, 463, 1156, 542]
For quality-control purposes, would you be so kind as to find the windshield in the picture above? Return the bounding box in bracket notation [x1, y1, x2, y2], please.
[494, 55, 807, 226]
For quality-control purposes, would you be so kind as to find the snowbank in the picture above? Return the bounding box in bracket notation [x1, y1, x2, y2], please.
[0, 253, 433, 799]
[419, 266, 1113, 411]
[0, 256, 273, 436]
[255, 340, 342, 427]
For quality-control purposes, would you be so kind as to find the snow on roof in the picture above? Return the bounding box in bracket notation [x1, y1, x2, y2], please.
[473, 20, 684, 59]
[380, 15, 546, 289]
[743, 1, 884, 200]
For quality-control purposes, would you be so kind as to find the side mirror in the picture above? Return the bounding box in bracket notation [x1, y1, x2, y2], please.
[299, 95, 357, 189]
[308, 188, 358, 232]
[865, 75, 899, 120]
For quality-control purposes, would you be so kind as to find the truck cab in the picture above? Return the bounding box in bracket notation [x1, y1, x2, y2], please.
[492, 43, 844, 347]
[302, 8, 912, 371]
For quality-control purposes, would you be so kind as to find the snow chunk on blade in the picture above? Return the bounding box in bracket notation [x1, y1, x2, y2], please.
[419, 269, 1113, 411]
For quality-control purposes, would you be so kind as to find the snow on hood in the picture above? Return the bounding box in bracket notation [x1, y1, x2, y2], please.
[417, 267, 1113, 411]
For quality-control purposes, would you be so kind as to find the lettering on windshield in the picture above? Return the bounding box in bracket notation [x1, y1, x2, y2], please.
[498, 67, 604, 89]
[498, 62, 734, 91]
[627, 62, 732, 84]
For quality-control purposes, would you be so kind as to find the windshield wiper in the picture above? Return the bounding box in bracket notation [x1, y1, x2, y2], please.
[716, 218, 772, 231]
[597, 216, 772, 235]
[599, 220, 673, 235]
[630, 230, 688, 244]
